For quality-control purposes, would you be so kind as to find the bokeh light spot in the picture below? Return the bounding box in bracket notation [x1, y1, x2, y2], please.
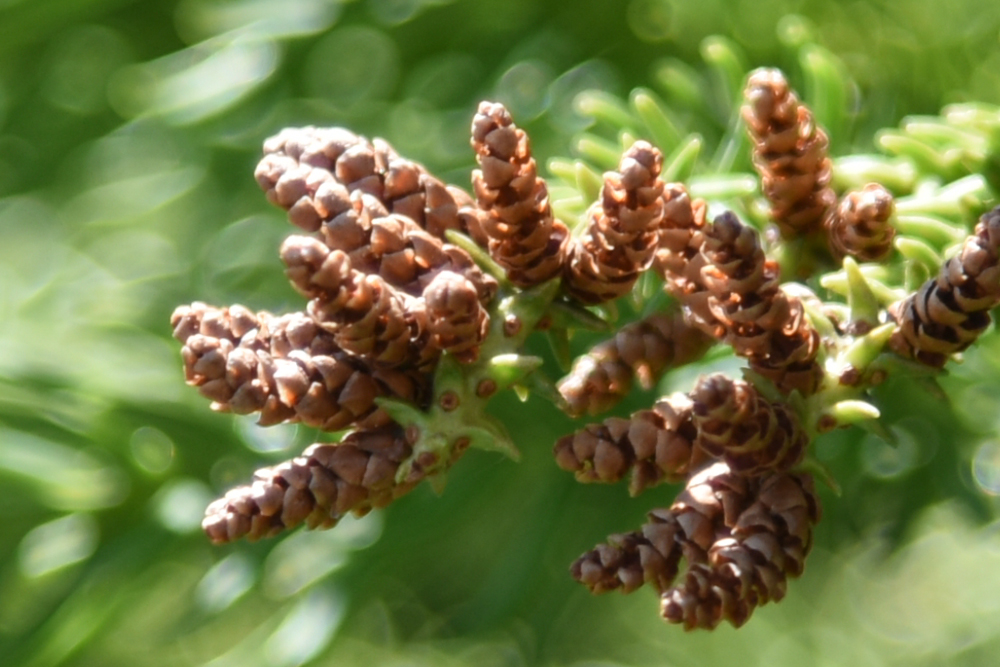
[263, 513, 382, 599]
[129, 426, 176, 475]
[495, 60, 554, 121]
[626, 0, 674, 43]
[972, 440, 1000, 495]
[236, 414, 297, 454]
[0, 430, 129, 511]
[40, 25, 132, 115]
[304, 26, 399, 110]
[153, 478, 215, 533]
[264, 587, 344, 667]
[18, 513, 98, 578]
[175, 0, 341, 42]
[109, 35, 278, 125]
[196, 553, 256, 613]
[860, 427, 921, 479]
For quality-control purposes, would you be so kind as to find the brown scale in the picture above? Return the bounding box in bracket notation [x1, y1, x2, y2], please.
[563, 140, 667, 304]
[172, 304, 427, 431]
[553, 393, 710, 496]
[660, 469, 821, 630]
[890, 205, 1000, 367]
[255, 125, 473, 239]
[255, 130, 497, 304]
[827, 183, 896, 262]
[557, 309, 715, 417]
[203, 425, 420, 544]
[280, 236, 437, 370]
[422, 270, 490, 363]
[742, 68, 836, 239]
[653, 183, 709, 291]
[689, 374, 807, 476]
[694, 211, 823, 395]
[571, 462, 752, 595]
[470, 101, 572, 287]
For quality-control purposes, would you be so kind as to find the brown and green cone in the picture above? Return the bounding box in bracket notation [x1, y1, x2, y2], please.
[660, 469, 821, 629]
[827, 183, 896, 262]
[554, 393, 709, 495]
[557, 309, 714, 417]
[563, 140, 666, 304]
[471, 101, 572, 287]
[172, 304, 427, 430]
[203, 425, 420, 544]
[690, 374, 808, 476]
[742, 68, 836, 238]
[255, 125, 473, 239]
[890, 205, 1000, 366]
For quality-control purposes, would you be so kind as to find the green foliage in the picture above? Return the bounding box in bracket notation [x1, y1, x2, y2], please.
[3, 1, 1000, 665]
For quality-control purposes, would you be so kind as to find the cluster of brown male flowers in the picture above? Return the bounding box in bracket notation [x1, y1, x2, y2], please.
[175, 124, 501, 543]
[175, 66, 1000, 632]
[174, 100, 689, 544]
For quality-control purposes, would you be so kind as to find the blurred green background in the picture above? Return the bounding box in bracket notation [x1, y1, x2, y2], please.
[3, 0, 1000, 665]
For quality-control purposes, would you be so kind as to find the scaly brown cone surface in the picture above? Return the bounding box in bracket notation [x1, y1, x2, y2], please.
[890, 205, 1000, 366]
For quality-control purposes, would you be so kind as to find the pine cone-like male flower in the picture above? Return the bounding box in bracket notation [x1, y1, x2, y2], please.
[557, 309, 714, 417]
[694, 211, 823, 395]
[203, 425, 419, 544]
[660, 469, 821, 629]
[255, 126, 472, 239]
[471, 101, 571, 287]
[690, 374, 807, 475]
[280, 236, 435, 370]
[571, 462, 751, 594]
[653, 183, 709, 291]
[889, 205, 1000, 366]
[563, 141, 666, 304]
[423, 270, 490, 363]
[742, 68, 836, 238]
[554, 393, 710, 496]
[172, 304, 426, 430]
[827, 183, 896, 262]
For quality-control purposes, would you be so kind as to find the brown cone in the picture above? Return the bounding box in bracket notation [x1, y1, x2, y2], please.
[280, 236, 437, 370]
[660, 469, 821, 629]
[471, 101, 571, 287]
[889, 205, 1000, 366]
[571, 462, 752, 594]
[202, 425, 419, 543]
[255, 126, 473, 239]
[172, 305, 428, 430]
[827, 183, 896, 262]
[689, 374, 807, 476]
[554, 393, 710, 496]
[423, 270, 490, 363]
[557, 309, 714, 417]
[563, 141, 666, 304]
[693, 211, 823, 395]
[742, 68, 836, 238]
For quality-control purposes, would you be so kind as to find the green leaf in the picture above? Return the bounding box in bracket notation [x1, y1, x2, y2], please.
[488, 354, 544, 390]
[574, 134, 622, 171]
[662, 134, 703, 183]
[841, 323, 896, 372]
[444, 230, 508, 283]
[464, 417, 521, 461]
[372, 397, 427, 429]
[630, 88, 681, 151]
[574, 90, 637, 131]
[844, 256, 881, 326]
